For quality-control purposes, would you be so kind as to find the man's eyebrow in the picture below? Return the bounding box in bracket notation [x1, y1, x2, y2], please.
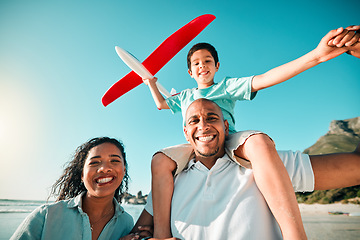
[206, 112, 220, 117]
[186, 112, 220, 121]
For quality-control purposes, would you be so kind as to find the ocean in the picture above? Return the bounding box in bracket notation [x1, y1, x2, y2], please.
[0, 199, 145, 240]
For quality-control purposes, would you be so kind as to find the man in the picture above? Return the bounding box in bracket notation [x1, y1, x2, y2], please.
[133, 98, 360, 239]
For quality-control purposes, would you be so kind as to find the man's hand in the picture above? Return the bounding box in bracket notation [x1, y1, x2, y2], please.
[118, 233, 140, 240]
[328, 25, 360, 59]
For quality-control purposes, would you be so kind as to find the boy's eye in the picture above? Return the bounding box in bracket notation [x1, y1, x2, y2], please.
[111, 159, 121, 163]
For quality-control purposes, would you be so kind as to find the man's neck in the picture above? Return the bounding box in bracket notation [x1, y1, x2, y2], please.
[195, 152, 226, 170]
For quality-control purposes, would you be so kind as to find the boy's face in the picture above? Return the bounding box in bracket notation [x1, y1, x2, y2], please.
[188, 49, 220, 89]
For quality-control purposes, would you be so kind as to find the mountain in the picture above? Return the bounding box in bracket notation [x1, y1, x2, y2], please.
[303, 117, 360, 155]
[297, 116, 360, 204]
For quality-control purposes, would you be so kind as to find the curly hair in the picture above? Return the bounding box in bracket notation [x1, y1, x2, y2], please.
[49, 137, 129, 202]
[187, 42, 219, 70]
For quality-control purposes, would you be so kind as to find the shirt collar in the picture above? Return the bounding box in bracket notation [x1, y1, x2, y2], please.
[66, 191, 85, 209]
[66, 191, 125, 217]
[184, 153, 234, 172]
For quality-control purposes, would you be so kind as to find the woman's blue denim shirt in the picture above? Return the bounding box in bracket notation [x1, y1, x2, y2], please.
[10, 192, 134, 240]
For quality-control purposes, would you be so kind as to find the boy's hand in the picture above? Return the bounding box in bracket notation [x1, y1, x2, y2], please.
[143, 77, 158, 86]
[315, 27, 350, 62]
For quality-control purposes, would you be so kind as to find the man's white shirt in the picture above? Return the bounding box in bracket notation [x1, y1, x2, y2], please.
[145, 150, 314, 240]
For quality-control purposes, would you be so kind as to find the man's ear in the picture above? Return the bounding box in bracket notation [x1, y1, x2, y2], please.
[215, 62, 220, 72]
[184, 126, 190, 142]
[224, 119, 229, 136]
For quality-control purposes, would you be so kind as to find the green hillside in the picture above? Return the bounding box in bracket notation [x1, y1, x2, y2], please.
[303, 134, 359, 155]
[296, 117, 360, 204]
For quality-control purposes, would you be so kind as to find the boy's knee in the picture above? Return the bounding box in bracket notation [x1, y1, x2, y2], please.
[245, 133, 275, 150]
[151, 152, 177, 173]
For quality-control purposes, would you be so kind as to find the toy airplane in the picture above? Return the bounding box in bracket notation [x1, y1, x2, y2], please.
[102, 14, 216, 106]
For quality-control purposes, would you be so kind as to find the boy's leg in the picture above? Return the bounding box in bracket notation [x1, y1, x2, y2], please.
[151, 152, 177, 238]
[310, 142, 360, 190]
[235, 134, 307, 240]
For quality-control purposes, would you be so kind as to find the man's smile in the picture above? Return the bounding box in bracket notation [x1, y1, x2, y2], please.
[196, 135, 215, 142]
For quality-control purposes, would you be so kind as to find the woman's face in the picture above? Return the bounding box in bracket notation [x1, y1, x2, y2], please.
[82, 142, 125, 199]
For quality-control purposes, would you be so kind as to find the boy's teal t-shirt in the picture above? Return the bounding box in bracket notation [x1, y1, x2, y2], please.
[165, 76, 257, 134]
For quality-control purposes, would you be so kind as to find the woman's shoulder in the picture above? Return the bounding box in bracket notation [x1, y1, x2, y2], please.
[114, 203, 135, 225]
[20, 200, 62, 222]
[122, 209, 134, 221]
[37, 198, 76, 214]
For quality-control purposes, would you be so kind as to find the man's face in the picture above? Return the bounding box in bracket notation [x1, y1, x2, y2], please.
[184, 100, 229, 161]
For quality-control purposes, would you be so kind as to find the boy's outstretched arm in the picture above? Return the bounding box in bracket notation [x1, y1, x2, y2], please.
[251, 27, 358, 92]
[143, 77, 170, 110]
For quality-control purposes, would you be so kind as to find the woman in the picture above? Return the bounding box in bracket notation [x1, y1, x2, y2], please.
[11, 137, 137, 240]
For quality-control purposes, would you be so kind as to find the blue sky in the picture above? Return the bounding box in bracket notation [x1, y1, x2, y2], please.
[1, 0, 359, 200]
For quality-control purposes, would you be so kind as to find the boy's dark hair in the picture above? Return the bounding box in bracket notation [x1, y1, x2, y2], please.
[187, 42, 219, 70]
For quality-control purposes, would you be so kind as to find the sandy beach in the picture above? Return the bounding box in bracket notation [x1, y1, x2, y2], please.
[299, 203, 360, 240]
[299, 202, 360, 215]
